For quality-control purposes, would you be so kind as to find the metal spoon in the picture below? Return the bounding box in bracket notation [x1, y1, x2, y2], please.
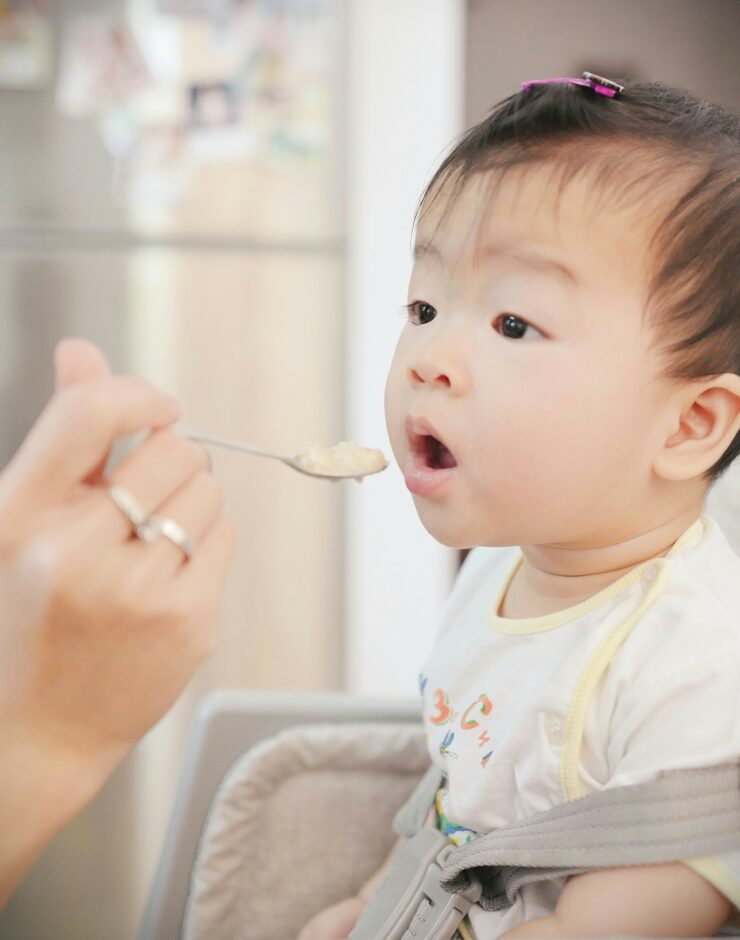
[183, 430, 388, 481]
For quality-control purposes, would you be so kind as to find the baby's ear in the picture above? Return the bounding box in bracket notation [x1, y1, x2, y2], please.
[653, 374, 740, 481]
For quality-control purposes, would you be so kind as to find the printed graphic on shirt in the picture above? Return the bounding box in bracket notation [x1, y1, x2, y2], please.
[421, 676, 495, 770]
[429, 687, 452, 725]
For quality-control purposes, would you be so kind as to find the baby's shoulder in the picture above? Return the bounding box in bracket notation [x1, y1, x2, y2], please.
[678, 513, 740, 627]
[614, 517, 740, 689]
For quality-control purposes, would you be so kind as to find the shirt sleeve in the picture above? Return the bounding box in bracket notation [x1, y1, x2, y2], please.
[606, 650, 740, 910]
[607, 650, 740, 784]
[683, 854, 740, 913]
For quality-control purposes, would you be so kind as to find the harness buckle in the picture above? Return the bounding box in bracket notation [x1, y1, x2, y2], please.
[349, 828, 481, 940]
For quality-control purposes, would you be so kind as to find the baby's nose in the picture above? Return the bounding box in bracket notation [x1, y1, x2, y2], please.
[407, 325, 471, 395]
[409, 365, 452, 388]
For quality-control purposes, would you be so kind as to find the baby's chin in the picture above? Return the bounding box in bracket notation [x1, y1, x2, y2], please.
[411, 496, 480, 550]
[412, 496, 522, 550]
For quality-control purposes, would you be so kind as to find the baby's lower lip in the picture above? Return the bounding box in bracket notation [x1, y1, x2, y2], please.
[404, 451, 457, 497]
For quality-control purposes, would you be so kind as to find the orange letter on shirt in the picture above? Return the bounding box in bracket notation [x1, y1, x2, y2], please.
[461, 694, 493, 730]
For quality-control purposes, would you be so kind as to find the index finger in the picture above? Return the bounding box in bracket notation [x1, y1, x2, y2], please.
[6, 375, 182, 504]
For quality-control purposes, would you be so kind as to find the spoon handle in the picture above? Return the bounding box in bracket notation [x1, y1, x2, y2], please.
[182, 431, 288, 463]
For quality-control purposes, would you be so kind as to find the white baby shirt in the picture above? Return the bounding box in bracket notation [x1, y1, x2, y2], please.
[419, 513, 740, 938]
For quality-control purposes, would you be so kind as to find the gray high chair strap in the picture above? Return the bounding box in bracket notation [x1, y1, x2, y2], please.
[350, 760, 740, 940]
[393, 762, 443, 837]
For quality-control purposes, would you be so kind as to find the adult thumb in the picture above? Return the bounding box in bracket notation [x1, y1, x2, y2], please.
[54, 338, 112, 391]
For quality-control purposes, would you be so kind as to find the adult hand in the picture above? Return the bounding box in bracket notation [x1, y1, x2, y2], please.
[0, 339, 235, 907]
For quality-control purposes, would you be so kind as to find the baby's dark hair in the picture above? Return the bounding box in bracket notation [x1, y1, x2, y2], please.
[418, 79, 740, 482]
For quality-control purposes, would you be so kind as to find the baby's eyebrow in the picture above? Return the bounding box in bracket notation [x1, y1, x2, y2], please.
[412, 239, 578, 287]
[412, 241, 442, 263]
[481, 245, 578, 286]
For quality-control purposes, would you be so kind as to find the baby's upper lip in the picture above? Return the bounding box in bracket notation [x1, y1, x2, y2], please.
[405, 415, 451, 455]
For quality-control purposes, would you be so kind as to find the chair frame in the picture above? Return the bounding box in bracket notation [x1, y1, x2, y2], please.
[137, 690, 420, 940]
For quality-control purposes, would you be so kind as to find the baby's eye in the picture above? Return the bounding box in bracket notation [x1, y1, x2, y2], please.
[406, 301, 437, 325]
[492, 313, 543, 340]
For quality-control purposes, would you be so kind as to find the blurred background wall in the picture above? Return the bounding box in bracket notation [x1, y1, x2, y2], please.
[0, 1, 738, 938]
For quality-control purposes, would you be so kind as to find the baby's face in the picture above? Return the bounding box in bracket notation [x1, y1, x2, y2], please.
[385, 166, 676, 548]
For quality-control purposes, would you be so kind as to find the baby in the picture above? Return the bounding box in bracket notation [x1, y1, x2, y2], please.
[299, 74, 740, 939]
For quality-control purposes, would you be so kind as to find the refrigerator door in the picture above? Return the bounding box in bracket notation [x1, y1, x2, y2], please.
[0, 0, 342, 245]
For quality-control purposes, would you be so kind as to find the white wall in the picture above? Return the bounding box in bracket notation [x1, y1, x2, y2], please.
[344, 0, 465, 697]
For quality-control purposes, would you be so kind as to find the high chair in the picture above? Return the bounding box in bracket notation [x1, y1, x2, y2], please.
[138, 690, 740, 940]
[137, 690, 426, 940]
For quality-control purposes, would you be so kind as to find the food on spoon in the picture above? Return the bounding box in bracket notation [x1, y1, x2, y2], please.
[294, 441, 388, 477]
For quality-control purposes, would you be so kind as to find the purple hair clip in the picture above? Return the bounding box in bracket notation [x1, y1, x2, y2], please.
[521, 71, 624, 99]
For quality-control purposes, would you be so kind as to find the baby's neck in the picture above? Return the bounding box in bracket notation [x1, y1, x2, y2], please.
[499, 503, 704, 620]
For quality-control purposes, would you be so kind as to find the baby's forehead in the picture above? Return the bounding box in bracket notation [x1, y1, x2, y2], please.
[413, 165, 659, 287]
[419, 159, 663, 238]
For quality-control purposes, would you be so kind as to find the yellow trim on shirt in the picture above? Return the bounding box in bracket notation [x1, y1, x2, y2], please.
[683, 857, 740, 910]
[488, 553, 652, 634]
[486, 517, 704, 636]
[483, 515, 706, 799]
[559, 516, 705, 801]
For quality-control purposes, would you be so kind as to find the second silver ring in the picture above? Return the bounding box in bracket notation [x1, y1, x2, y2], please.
[136, 514, 196, 560]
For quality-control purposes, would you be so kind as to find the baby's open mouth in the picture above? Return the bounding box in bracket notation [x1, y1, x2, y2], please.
[420, 434, 458, 470]
[404, 418, 458, 496]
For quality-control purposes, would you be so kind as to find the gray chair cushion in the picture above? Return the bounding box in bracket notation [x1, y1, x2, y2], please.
[182, 721, 429, 940]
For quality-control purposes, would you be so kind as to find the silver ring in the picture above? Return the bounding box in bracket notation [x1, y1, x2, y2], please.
[108, 484, 149, 530]
[136, 514, 196, 560]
